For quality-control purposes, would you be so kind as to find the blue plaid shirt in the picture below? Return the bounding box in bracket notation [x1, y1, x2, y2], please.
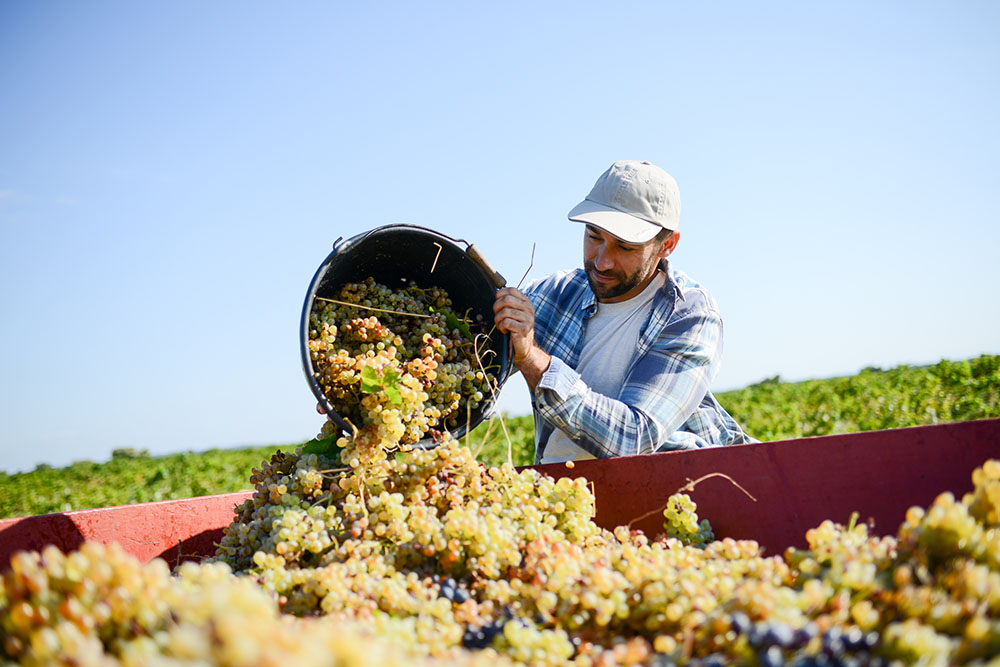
[524, 260, 755, 463]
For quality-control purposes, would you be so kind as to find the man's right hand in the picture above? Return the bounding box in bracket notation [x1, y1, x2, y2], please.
[493, 287, 551, 391]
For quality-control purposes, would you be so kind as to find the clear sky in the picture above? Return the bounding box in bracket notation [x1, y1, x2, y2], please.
[2, 2, 998, 474]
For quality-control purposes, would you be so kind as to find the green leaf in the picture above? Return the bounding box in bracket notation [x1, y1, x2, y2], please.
[360, 365, 403, 404]
[384, 384, 403, 406]
[360, 366, 381, 394]
[302, 436, 341, 457]
[445, 311, 471, 337]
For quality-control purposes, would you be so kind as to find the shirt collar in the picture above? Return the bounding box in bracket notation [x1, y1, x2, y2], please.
[660, 259, 684, 302]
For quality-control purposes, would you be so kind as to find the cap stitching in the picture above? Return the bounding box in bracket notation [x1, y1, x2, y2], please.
[612, 163, 636, 210]
[656, 177, 666, 218]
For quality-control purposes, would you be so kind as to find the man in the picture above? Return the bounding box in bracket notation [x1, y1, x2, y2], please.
[493, 160, 754, 464]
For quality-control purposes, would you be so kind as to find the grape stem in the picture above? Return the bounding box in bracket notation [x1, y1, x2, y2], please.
[430, 242, 443, 273]
[471, 331, 513, 464]
[314, 297, 433, 319]
[357, 472, 369, 518]
[471, 413, 499, 460]
[462, 401, 473, 449]
[627, 473, 757, 529]
[172, 539, 207, 567]
[516, 242, 536, 290]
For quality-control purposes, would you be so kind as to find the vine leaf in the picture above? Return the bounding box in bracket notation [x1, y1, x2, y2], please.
[429, 305, 471, 338]
[445, 311, 471, 338]
[383, 371, 402, 406]
[360, 366, 403, 406]
[302, 436, 343, 458]
[359, 366, 381, 393]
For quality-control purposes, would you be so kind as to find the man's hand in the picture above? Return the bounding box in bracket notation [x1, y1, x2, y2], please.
[493, 287, 551, 391]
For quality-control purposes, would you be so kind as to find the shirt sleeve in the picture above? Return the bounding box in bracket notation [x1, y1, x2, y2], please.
[533, 306, 723, 458]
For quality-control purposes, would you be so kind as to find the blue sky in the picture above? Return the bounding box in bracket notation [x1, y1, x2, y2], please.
[2, 2, 998, 474]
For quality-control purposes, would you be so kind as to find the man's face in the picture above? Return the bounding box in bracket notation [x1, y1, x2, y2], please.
[583, 224, 673, 303]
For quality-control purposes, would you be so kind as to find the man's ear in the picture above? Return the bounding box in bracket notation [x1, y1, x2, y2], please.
[658, 231, 680, 259]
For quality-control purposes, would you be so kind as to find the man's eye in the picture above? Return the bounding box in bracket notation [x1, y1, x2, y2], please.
[618, 245, 634, 252]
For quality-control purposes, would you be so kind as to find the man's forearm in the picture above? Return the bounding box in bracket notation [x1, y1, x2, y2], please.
[533, 354, 710, 459]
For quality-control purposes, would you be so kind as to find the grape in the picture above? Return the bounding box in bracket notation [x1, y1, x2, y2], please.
[308, 278, 498, 456]
[5, 416, 1000, 665]
[661, 492, 715, 547]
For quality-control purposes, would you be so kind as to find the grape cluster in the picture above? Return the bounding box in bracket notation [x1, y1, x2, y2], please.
[308, 278, 497, 453]
[661, 492, 714, 547]
[5, 432, 1000, 665]
[212, 440, 1000, 665]
[0, 541, 513, 666]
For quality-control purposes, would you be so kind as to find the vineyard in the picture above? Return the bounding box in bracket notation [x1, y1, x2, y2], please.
[1, 355, 996, 520]
[718, 354, 1000, 442]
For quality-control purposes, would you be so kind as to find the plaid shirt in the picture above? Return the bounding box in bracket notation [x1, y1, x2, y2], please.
[524, 260, 755, 463]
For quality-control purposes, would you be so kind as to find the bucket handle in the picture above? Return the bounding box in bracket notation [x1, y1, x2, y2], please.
[333, 224, 507, 288]
[465, 244, 506, 289]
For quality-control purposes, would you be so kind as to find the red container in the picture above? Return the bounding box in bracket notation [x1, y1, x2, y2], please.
[537, 418, 1000, 553]
[1, 419, 997, 571]
[0, 491, 252, 571]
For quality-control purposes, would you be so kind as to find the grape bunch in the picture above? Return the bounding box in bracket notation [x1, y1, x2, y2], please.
[0, 541, 508, 666]
[212, 435, 1000, 666]
[307, 278, 497, 456]
[661, 492, 715, 547]
[5, 430, 1000, 666]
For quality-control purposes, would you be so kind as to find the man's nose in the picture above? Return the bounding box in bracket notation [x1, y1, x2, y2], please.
[595, 247, 614, 271]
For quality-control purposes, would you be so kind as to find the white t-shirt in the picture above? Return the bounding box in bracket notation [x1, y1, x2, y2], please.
[540, 272, 666, 464]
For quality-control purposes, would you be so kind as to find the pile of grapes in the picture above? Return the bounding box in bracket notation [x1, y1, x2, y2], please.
[4, 441, 1000, 665]
[3, 280, 1000, 665]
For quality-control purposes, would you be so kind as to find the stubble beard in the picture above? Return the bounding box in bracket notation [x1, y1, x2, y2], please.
[584, 254, 660, 301]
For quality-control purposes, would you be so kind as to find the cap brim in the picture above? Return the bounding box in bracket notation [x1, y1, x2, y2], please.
[568, 199, 663, 244]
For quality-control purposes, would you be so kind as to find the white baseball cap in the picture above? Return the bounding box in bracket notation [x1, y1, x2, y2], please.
[568, 160, 681, 244]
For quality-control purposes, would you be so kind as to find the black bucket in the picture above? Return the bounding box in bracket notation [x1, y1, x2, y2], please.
[300, 224, 513, 440]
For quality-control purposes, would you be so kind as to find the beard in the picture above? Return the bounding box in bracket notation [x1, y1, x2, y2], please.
[584, 254, 660, 301]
